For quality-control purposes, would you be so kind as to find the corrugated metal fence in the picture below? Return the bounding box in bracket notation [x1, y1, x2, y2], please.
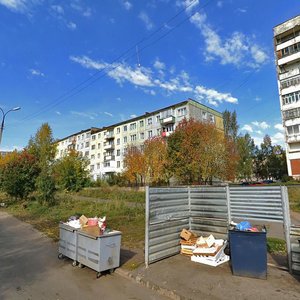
[145, 185, 296, 274]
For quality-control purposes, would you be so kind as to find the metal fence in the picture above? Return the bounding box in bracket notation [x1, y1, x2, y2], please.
[145, 185, 296, 274]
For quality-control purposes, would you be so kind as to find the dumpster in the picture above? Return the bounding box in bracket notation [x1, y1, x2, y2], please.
[77, 230, 121, 278]
[229, 229, 267, 279]
[58, 222, 78, 266]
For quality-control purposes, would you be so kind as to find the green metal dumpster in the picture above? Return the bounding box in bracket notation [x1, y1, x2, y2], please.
[229, 229, 267, 279]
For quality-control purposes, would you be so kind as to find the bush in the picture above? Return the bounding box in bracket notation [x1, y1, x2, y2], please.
[36, 169, 56, 206]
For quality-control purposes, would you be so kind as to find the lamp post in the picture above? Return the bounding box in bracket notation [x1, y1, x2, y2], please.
[0, 106, 21, 146]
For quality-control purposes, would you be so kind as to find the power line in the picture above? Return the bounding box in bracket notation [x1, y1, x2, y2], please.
[21, 0, 210, 122]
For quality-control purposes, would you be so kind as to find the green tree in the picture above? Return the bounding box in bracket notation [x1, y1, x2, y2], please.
[223, 110, 239, 141]
[53, 150, 89, 192]
[236, 133, 255, 181]
[27, 123, 56, 204]
[0, 151, 39, 200]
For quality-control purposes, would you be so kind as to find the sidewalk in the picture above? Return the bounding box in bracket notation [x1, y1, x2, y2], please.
[117, 252, 300, 300]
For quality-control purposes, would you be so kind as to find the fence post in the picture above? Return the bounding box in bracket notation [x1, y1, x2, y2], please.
[226, 184, 231, 225]
[281, 186, 292, 274]
[145, 186, 150, 268]
[188, 186, 191, 231]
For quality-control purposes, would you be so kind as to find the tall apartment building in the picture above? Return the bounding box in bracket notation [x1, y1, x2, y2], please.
[274, 16, 300, 177]
[56, 98, 224, 180]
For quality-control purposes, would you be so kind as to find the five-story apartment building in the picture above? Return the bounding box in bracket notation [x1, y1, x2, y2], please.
[56, 98, 224, 180]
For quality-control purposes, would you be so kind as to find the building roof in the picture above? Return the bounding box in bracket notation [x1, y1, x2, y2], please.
[56, 98, 223, 142]
[273, 15, 300, 36]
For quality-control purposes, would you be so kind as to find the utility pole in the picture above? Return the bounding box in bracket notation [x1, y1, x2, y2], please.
[0, 106, 21, 146]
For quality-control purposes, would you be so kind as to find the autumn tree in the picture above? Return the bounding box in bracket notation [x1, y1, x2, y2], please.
[0, 151, 39, 200]
[167, 119, 235, 184]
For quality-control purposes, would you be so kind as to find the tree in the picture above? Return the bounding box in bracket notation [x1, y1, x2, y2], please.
[53, 150, 89, 192]
[236, 133, 255, 181]
[223, 110, 239, 142]
[27, 123, 56, 203]
[167, 119, 236, 184]
[0, 151, 39, 200]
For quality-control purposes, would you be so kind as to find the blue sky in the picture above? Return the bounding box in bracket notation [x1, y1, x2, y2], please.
[0, 0, 298, 151]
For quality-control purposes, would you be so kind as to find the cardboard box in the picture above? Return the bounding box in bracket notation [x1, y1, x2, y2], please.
[81, 225, 101, 237]
[180, 229, 197, 241]
[79, 215, 88, 226]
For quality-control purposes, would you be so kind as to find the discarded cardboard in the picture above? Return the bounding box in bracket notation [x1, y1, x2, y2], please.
[79, 215, 88, 226]
[180, 229, 197, 241]
[81, 225, 101, 237]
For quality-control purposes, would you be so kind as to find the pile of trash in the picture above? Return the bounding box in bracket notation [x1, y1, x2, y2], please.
[180, 229, 229, 267]
[63, 215, 107, 237]
[230, 221, 266, 232]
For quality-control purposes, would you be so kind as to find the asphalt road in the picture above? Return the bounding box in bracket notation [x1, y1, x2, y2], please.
[0, 211, 167, 300]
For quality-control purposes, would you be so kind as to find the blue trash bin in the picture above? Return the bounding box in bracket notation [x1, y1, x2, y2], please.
[229, 229, 267, 279]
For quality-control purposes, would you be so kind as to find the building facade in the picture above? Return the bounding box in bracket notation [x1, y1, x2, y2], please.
[274, 16, 300, 177]
[55, 98, 224, 180]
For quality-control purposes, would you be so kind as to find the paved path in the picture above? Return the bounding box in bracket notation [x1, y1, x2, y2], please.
[0, 211, 166, 300]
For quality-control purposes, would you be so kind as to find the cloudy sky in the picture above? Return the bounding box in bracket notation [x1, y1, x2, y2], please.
[0, 0, 298, 150]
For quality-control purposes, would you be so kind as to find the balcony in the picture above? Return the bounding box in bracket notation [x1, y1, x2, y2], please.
[104, 155, 115, 162]
[160, 116, 175, 125]
[161, 131, 172, 137]
[105, 131, 114, 139]
[278, 51, 300, 66]
[104, 143, 114, 150]
[287, 134, 300, 144]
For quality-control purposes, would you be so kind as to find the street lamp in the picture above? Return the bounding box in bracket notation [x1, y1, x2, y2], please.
[0, 106, 21, 146]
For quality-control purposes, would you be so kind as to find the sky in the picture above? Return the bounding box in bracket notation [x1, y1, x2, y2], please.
[0, 0, 299, 151]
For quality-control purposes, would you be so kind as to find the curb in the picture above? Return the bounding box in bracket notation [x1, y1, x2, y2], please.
[115, 268, 187, 300]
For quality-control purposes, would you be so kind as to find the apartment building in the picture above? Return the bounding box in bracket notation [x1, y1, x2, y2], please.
[56, 98, 224, 180]
[274, 16, 300, 177]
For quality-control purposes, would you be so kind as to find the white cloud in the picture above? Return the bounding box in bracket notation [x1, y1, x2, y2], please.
[0, 0, 27, 13]
[194, 85, 238, 106]
[122, 1, 132, 10]
[67, 22, 77, 30]
[254, 96, 261, 102]
[190, 12, 268, 68]
[130, 114, 137, 118]
[176, 0, 199, 12]
[83, 8, 92, 17]
[217, 1, 223, 8]
[153, 59, 165, 70]
[271, 132, 285, 145]
[252, 121, 270, 129]
[255, 130, 262, 135]
[29, 68, 45, 77]
[104, 112, 113, 117]
[274, 123, 284, 131]
[71, 111, 97, 120]
[139, 12, 154, 31]
[241, 124, 253, 132]
[70, 55, 238, 106]
[252, 136, 263, 146]
[0, 145, 23, 151]
[51, 4, 64, 15]
[237, 8, 247, 13]
[56, 111, 61, 115]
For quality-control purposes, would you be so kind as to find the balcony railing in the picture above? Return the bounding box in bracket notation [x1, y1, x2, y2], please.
[105, 131, 114, 139]
[160, 116, 175, 125]
[161, 131, 172, 137]
[104, 143, 114, 150]
[104, 155, 115, 162]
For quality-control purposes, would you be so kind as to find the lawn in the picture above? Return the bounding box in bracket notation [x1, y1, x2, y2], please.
[1, 193, 145, 248]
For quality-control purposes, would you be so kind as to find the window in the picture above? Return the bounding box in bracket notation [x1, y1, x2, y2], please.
[140, 132, 144, 139]
[80, 143, 84, 149]
[97, 163, 100, 169]
[91, 144, 95, 150]
[85, 142, 89, 148]
[123, 125, 127, 132]
[92, 135, 96, 140]
[117, 161, 120, 168]
[91, 154, 95, 160]
[287, 125, 300, 135]
[98, 143, 101, 149]
[147, 117, 152, 125]
[131, 134, 137, 141]
[117, 127, 120, 134]
[84, 151, 89, 157]
[90, 165, 94, 171]
[178, 107, 187, 117]
[148, 130, 153, 138]
[130, 123, 136, 130]
[117, 149, 120, 156]
[157, 128, 161, 135]
[97, 153, 100, 159]
[282, 91, 300, 105]
[117, 138, 120, 145]
[104, 162, 110, 167]
[76, 145, 79, 150]
[98, 133, 101, 138]
[202, 111, 207, 119]
[140, 120, 144, 127]
[124, 136, 127, 143]
[86, 133, 90, 138]
[156, 115, 160, 123]
[208, 114, 215, 123]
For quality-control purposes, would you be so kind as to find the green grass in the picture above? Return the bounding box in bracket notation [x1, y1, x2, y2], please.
[287, 186, 300, 212]
[76, 186, 145, 203]
[267, 237, 287, 254]
[3, 194, 145, 248]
